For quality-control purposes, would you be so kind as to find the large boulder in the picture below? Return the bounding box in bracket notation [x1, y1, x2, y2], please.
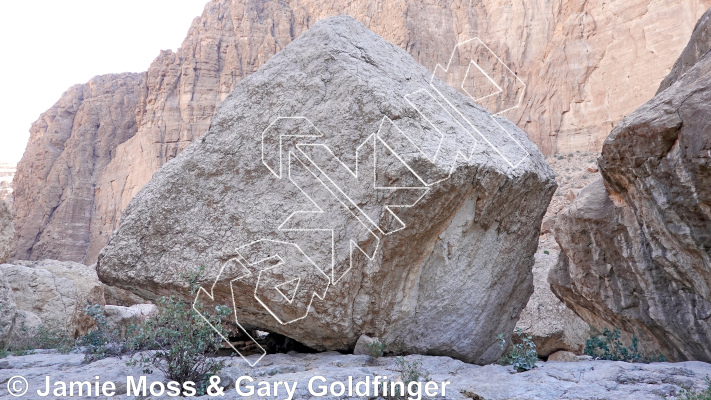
[0, 260, 105, 337]
[0, 199, 12, 263]
[98, 16, 555, 364]
[550, 8, 711, 362]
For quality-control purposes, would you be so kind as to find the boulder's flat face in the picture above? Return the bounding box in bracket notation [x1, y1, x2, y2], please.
[98, 16, 555, 364]
[0, 260, 105, 337]
[551, 8, 711, 362]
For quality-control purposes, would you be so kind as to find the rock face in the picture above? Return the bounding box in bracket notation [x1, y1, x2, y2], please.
[551, 8, 711, 362]
[12, 73, 142, 263]
[0, 275, 17, 349]
[0, 199, 12, 264]
[516, 151, 600, 356]
[13, 0, 711, 266]
[104, 304, 157, 337]
[658, 7, 711, 93]
[98, 16, 555, 364]
[0, 260, 105, 337]
[516, 250, 590, 356]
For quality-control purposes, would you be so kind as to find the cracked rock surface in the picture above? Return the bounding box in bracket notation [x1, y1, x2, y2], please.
[0, 260, 105, 338]
[2, 351, 711, 399]
[551, 8, 711, 362]
[98, 16, 555, 364]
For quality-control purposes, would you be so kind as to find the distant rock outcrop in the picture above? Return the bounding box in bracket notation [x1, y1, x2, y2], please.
[98, 16, 556, 364]
[13, 0, 711, 266]
[0, 163, 14, 209]
[0, 200, 12, 264]
[12, 73, 142, 263]
[551, 7, 711, 362]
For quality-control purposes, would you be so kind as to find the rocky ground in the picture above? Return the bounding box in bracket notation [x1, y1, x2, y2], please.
[2, 351, 711, 399]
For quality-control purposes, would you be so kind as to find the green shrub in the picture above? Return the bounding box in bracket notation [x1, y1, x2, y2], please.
[7, 315, 72, 355]
[584, 327, 666, 363]
[380, 357, 430, 399]
[396, 356, 429, 384]
[128, 295, 231, 392]
[367, 340, 386, 358]
[678, 378, 711, 400]
[78, 304, 131, 362]
[497, 328, 538, 372]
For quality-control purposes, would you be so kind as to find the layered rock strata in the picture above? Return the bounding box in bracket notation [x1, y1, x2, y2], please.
[14, 0, 711, 265]
[551, 8, 711, 361]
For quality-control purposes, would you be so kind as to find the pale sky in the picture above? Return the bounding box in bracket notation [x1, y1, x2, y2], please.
[0, 0, 209, 163]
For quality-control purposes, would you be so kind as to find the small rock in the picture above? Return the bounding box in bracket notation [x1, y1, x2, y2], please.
[565, 189, 579, 202]
[113, 382, 128, 395]
[548, 351, 579, 362]
[586, 165, 599, 173]
[353, 334, 379, 356]
[217, 373, 234, 389]
[540, 218, 556, 235]
[104, 304, 157, 337]
[577, 355, 593, 361]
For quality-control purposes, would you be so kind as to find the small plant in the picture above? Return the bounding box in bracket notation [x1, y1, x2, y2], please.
[379, 357, 430, 398]
[677, 377, 711, 400]
[6, 314, 72, 355]
[543, 250, 550, 255]
[367, 340, 386, 358]
[32, 326, 73, 354]
[127, 297, 231, 394]
[584, 327, 666, 363]
[396, 356, 429, 384]
[78, 304, 131, 362]
[497, 328, 538, 372]
[127, 272, 232, 394]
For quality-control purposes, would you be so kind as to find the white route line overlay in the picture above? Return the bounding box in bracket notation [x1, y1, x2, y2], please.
[195, 37, 530, 367]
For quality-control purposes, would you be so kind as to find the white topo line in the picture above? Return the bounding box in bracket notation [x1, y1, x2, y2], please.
[195, 37, 529, 366]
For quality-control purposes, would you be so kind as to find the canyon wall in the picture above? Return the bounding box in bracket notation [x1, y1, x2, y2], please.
[14, 0, 711, 264]
[550, 7, 711, 361]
